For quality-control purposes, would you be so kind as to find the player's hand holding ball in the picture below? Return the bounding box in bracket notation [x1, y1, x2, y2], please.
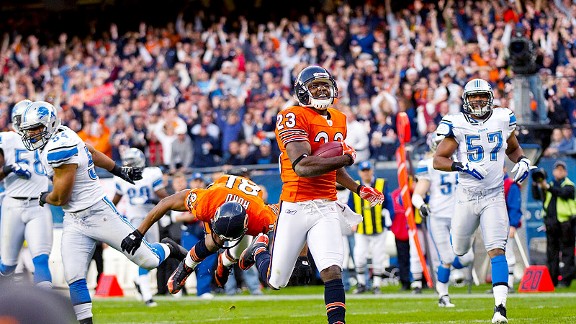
[357, 185, 384, 207]
[451, 161, 487, 180]
[511, 156, 536, 184]
[121, 230, 144, 255]
[341, 142, 356, 165]
[419, 204, 430, 218]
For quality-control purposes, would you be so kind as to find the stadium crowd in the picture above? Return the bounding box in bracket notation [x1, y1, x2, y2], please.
[2, 0, 576, 174]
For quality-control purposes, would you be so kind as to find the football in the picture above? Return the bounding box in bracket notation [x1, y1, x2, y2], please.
[312, 141, 343, 158]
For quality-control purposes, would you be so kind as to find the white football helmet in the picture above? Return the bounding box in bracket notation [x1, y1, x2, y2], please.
[11, 99, 32, 135]
[122, 148, 146, 168]
[19, 101, 60, 151]
[462, 79, 494, 117]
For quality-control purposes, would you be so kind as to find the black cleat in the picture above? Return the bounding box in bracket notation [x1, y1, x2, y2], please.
[491, 304, 508, 323]
[238, 234, 268, 270]
[167, 261, 194, 294]
[161, 238, 188, 262]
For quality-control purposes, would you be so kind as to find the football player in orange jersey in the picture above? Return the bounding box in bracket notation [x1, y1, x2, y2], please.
[238, 66, 384, 324]
[120, 173, 278, 294]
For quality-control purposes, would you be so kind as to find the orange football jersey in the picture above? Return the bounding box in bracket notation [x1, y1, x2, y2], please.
[275, 106, 347, 202]
[183, 175, 277, 235]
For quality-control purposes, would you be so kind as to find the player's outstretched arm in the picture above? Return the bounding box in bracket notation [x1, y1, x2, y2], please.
[288, 141, 352, 177]
[87, 143, 142, 184]
[337, 168, 384, 206]
[136, 189, 189, 236]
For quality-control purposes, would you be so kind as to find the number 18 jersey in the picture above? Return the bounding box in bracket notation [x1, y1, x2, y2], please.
[275, 106, 347, 202]
[436, 108, 516, 191]
[39, 126, 105, 212]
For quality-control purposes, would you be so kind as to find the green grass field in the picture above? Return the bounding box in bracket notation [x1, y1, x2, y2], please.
[92, 284, 576, 323]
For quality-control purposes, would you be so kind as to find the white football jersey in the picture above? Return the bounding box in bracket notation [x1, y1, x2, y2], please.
[39, 126, 105, 212]
[0, 131, 48, 197]
[114, 167, 164, 219]
[436, 108, 516, 191]
[415, 158, 457, 218]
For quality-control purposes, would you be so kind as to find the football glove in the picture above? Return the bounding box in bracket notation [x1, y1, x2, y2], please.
[292, 256, 314, 285]
[419, 204, 430, 218]
[511, 156, 536, 184]
[357, 185, 385, 207]
[121, 230, 144, 255]
[3, 163, 32, 179]
[38, 191, 50, 207]
[342, 142, 356, 166]
[451, 162, 487, 180]
[111, 165, 144, 185]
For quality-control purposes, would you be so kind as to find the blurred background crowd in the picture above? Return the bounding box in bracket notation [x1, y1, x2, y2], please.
[2, 0, 576, 177]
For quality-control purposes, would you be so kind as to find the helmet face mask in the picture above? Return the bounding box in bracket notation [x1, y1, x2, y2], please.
[462, 79, 494, 118]
[211, 202, 248, 242]
[20, 101, 60, 151]
[11, 99, 32, 135]
[122, 148, 146, 168]
[294, 66, 338, 110]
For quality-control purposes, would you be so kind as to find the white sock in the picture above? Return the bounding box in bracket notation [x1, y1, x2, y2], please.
[436, 281, 449, 297]
[356, 271, 366, 286]
[36, 281, 53, 289]
[139, 274, 153, 301]
[373, 275, 382, 288]
[508, 274, 514, 289]
[161, 243, 171, 259]
[184, 254, 200, 269]
[221, 251, 235, 268]
[74, 303, 93, 321]
[493, 285, 508, 307]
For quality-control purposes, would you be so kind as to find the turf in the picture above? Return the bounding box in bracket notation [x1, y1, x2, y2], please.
[92, 284, 576, 323]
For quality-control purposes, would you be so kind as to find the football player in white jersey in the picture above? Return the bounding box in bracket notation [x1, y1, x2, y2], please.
[112, 148, 169, 307]
[18, 101, 187, 324]
[434, 79, 535, 324]
[0, 100, 53, 288]
[412, 133, 473, 307]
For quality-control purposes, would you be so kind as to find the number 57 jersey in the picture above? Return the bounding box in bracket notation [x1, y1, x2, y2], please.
[437, 108, 517, 191]
[39, 126, 106, 212]
[275, 106, 347, 202]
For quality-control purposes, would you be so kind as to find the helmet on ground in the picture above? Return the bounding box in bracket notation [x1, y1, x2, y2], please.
[462, 79, 494, 118]
[122, 148, 146, 168]
[20, 101, 60, 151]
[11, 99, 32, 134]
[294, 66, 338, 109]
[211, 202, 248, 242]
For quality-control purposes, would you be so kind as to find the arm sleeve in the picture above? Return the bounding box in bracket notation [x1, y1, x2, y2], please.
[507, 184, 522, 227]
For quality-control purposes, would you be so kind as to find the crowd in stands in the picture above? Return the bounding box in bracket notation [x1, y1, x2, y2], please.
[2, 0, 576, 173]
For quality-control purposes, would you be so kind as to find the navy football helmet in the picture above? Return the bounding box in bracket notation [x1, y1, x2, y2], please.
[294, 66, 338, 109]
[211, 202, 248, 243]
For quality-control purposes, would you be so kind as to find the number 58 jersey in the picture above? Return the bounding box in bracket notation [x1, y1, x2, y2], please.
[436, 108, 516, 191]
[0, 131, 48, 197]
[275, 106, 347, 202]
[39, 126, 105, 212]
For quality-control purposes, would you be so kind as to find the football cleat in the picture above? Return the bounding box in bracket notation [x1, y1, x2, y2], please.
[214, 253, 231, 288]
[353, 283, 367, 294]
[438, 295, 455, 308]
[145, 299, 157, 307]
[167, 261, 194, 294]
[238, 234, 269, 270]
[161, 237, 188, 262]
[492, 304, 508, 323]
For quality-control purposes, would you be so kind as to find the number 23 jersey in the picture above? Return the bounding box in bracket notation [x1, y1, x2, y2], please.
[437, 108, 516, 191]
[275, 106, 347, 202]
[39, 126, 105, 212]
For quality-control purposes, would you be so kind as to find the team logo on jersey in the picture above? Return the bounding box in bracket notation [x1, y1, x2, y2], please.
[186, 192, 197, 208]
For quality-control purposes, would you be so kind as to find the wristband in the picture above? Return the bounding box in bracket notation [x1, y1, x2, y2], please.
[356, 185, 365, 195]
[291, 154, 308, 170]
[2, 165, 13, 175]
[517, 155, 527, 163]
[39, 192, 50, 207]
